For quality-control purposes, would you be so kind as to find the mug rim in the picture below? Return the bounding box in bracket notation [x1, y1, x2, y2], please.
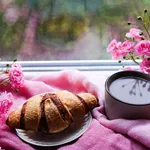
[105, 70, 150, 106]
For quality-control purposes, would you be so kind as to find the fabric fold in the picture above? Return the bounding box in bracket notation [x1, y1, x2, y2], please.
[0, 70, 149, 150]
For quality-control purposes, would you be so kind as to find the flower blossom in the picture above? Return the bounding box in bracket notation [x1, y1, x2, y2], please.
[107, 39, 119, 52]
[9, 64, 24, 89]
[107, 40, 134, 59]
[118, 40, 135, 53]
[135, 40, 150, 57]
[0, 91, 13, 117]
[140, 58, 150, 74]
[107, 39, 122, 59]
[126, 28, 145, 41]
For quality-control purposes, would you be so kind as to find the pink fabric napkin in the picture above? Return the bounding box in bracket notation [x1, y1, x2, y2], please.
[0, 70, 149, 150]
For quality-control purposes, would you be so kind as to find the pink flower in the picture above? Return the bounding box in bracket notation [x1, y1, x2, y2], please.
[107, 39, 121, 52]
[135, 40, 150, 57]
[119, 40, 135, 53]
[126, 28, 144, 41]
[107, 40, 134, 60]
[107, 39, 122, 59]
[107, 39, 118, 52]
[0, 91, 13, 117]
[140, 58, 150, 74]
[9, 64, 24, 89]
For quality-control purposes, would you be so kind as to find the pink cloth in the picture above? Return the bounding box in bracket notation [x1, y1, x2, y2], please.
[0, 70, 149, 150]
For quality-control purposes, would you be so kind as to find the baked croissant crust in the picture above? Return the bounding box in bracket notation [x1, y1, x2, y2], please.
[6, 90, 98, 133]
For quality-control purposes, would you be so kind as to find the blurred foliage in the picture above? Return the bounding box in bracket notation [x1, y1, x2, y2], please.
[26, 0, 39, 9]
[0, 12, 25, 60]
[15, 0, 24, 7]
[0, 0, 150, 60]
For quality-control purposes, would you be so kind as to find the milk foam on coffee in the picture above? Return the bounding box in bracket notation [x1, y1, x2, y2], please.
[109, 76, 150, 105]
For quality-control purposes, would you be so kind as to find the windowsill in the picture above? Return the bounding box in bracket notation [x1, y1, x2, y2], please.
[0, 60, 139, 78]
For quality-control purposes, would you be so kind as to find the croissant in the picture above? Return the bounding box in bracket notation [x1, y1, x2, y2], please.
[6, 90, 98, 133]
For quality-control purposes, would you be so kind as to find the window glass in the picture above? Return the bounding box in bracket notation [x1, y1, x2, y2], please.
[0, 0, 149, 61]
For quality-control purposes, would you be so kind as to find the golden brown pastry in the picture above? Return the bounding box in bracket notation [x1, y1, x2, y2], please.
[6, 90, 98, 133]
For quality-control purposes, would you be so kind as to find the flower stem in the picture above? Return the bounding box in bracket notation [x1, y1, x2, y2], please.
[143, 24, 150, 39]
[0, 77, 9, 85]
[130, 55, 139, 65]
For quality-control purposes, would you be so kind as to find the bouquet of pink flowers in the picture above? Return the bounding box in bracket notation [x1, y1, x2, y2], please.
[0, 61, 24, 119]
[0, 61, 24, 91]
[107, 9, 150, 74]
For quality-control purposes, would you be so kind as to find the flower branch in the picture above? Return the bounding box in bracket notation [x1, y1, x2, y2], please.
[107, 9, 150, 74]
[129, 53, 139, 65]
[0, 61, 24, 91]
[0, 61, 25, 119]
